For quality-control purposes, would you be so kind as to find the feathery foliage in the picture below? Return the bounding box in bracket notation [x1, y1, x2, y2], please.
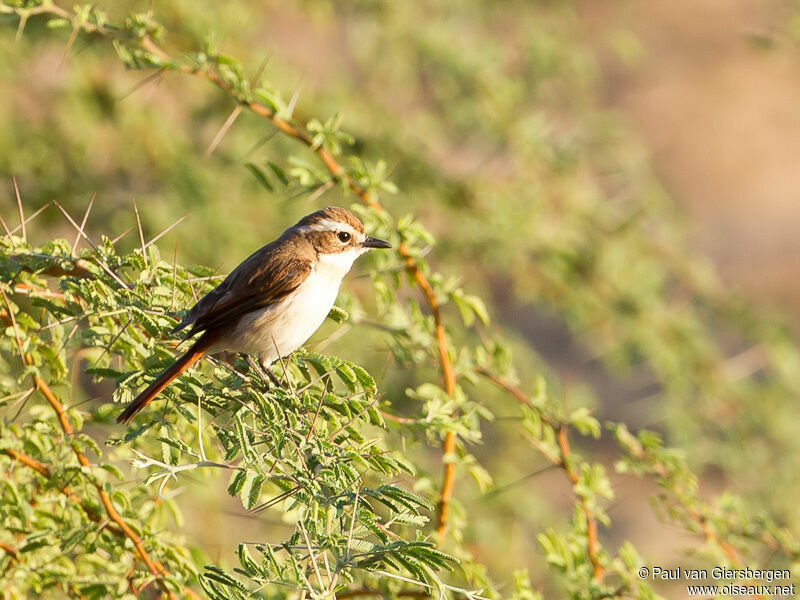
[2, 2, 800, 599]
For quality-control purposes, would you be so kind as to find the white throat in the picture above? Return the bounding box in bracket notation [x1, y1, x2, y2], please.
[316, 247, 366, 279]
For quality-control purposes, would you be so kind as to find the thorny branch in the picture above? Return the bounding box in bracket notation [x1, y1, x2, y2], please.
[556, 426, 604, 582]
[624, 439, 757, 568]
[0, 0, 462, 543]
[619, 439, 766, 600]
[476, 368, 606, 582]
[478, 368, 770, 599]
[0, 287, 200, 600]
[2, 446, 124, 536]
[33, 366, 201, 599]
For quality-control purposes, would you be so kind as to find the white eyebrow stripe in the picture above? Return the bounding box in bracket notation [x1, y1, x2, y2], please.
[296, 220, 361, 237]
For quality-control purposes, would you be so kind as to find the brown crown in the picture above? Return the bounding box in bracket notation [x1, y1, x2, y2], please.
[296, 206, 364, 234]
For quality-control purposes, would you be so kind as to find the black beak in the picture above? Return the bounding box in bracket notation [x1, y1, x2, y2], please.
[362, 236, 392, 249]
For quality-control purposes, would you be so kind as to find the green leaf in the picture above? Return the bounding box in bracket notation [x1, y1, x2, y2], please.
[244, 162, 274, 192]
[227, 469, 247, 497]
[569, 407, 601, 439]
[46, 18, 71, 29]
[266, 161, 289, 185]
[240, 471, 264, 510]
[327, 305, 349, 323]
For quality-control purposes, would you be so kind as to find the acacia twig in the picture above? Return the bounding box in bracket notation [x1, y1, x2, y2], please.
[28, 363, 190, 599]
[556, 426, 604, 582]
[12, 176, 25, 243]
[0, 286, 198, 600]
[475, 369, 605, 582]
[1, 447, 119, 534]
[3, 0, 462, 544]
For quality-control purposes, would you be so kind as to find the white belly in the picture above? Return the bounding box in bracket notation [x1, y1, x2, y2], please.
[214, 250, 361, 364]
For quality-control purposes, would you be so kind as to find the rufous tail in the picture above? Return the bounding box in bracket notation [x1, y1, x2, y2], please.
[116, 333, 216, 424]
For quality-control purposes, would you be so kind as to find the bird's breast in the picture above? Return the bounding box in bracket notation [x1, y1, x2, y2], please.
[222, 262, 346, 363]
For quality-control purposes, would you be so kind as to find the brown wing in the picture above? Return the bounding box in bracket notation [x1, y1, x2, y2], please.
[173, 239, 311, 337]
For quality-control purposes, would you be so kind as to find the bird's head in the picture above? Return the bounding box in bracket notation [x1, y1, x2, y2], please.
[292, 206, 391, 273]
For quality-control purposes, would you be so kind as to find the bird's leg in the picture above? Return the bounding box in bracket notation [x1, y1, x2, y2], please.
[261, 358, 284, 389]
[244, 354, 271, 391]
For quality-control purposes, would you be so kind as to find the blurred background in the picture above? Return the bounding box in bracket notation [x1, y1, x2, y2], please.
[580, 0, 800, 318]
[3, 1, 800, 597]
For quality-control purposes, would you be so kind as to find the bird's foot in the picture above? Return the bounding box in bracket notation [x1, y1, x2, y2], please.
[244, 355, 272, 392]
[244, 355, 287, 391]
[265, 368, 284, 389]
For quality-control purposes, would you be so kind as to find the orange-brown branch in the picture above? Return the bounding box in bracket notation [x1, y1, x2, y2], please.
[624, 439, 756, 589]
[480, 369, 764, 598]
[7, 2, 460, 545]
[476, 370, 605, 582]
[187, 57, 461, 540]
[1, 447, 118, 533]
[556, 426, 604, 582]
[0, 542, 19, 562]
[2, 446, 49, 477]
[143, 33, 461, 540]
[19, 352, 200, 600]
[398, 246, 457, 539]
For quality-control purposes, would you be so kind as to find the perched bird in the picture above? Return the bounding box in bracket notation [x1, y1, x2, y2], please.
[117, 206, 391, 423]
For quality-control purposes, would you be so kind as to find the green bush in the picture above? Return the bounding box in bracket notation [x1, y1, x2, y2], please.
[2, 2, 799, 599]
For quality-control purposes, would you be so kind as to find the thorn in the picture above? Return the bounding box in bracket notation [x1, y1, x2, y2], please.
[12, 176, 25, 243]
[197, 392, 207, 462]
[110, 226, 135, 246]
[15, 14, 28, 43]
[145, 213, 189, 249]
[204, 105, 243, 158]
[239, 130, 277, 161]
[133, 200, 148, 268]
[53, 199, 129, 289]
[59, 26, 80, 70]
[214, 17, 243, 56]
[92, 316, 132, 366]
[286, 82, 303, 117]
[72, 193, 95, 254]
[53, 199, 97, 251]
[8, 201, 52, 237]
[306, 180, 334, 204]
[170, 243, 178, 312]
[0, 214, 11, 238]
[306, 378, 328, 442]
[186, 276, 199, 303]
[271, 336, 295, 396]
[118, 67, 167, 101]
[252, 51, 273, 86]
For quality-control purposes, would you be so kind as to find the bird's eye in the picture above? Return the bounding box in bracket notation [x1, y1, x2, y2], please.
[337, 231, 351, 243]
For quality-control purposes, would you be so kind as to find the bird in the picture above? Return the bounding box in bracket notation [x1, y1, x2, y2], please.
[116, 206, 391, 423]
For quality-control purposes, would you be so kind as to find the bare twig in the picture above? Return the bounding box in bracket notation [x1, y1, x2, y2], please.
[145, 213, 189, 249]
[72, 193, 95, 254]
[204, 105, 243, 157]
[133, 201, 148, 268]
[337, 588, 429, 599]
[12, 176, 25, 243]
[8, 201, 51, 237]
[5, 0, 462, 545]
